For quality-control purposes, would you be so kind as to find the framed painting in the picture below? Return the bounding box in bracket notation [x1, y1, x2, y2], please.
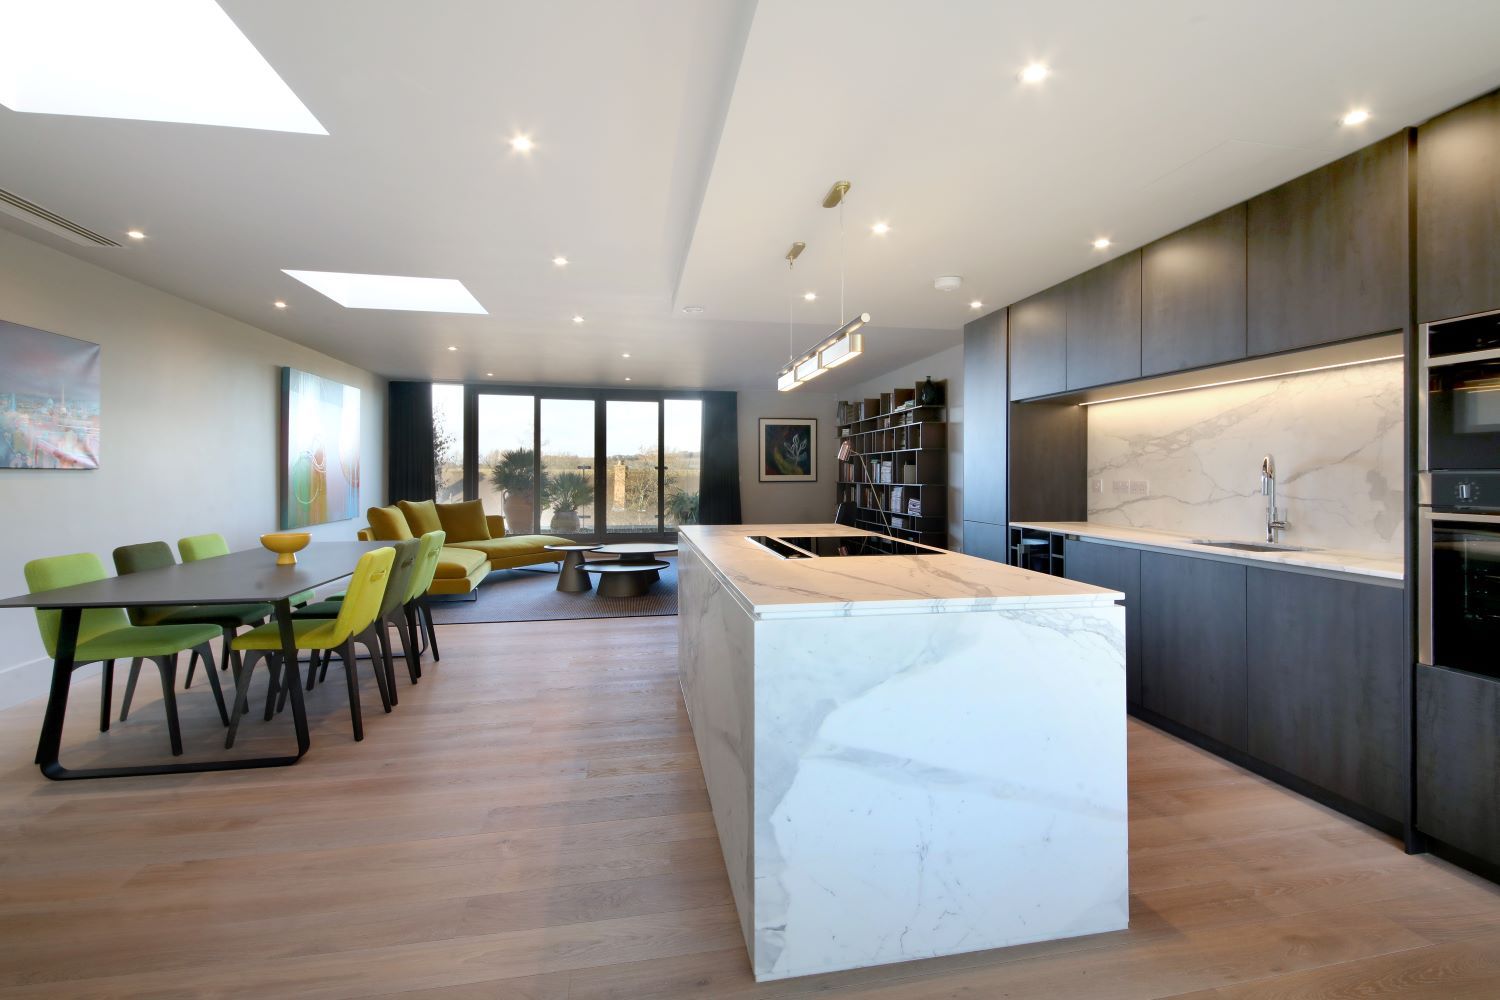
[0, 319, 101, 470]
[280, 368, 361, 528]
[759, 417, 817, 482]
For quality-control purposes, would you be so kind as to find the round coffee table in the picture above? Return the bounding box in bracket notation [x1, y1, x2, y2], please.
[593, 543, 677, 584]
[580, 560, 670, 598]
[544, 543, 601, 593]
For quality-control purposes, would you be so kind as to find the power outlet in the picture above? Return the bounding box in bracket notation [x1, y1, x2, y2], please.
[1130, 480, 1149, 495]
[1111, 480, 1130, 495]
[1091, 478, 1104, 494]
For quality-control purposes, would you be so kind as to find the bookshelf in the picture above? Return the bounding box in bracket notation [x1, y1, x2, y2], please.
[835, 379, 949, 548]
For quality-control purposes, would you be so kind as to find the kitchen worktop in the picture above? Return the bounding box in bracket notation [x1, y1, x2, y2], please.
[1011, 521, 1403, 582]
[678, 523, 1122, 618]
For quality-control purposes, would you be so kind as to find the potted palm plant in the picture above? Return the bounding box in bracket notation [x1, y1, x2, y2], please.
[487, 447, 536, 534]
[665, 487, 700, 526]
[545, 471, 592, 533]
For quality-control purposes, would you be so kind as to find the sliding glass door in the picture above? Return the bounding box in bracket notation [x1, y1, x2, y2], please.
[447, 384, 703, 541]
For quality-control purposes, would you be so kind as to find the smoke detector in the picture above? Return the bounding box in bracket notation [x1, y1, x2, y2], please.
[933, 275, 963, 292]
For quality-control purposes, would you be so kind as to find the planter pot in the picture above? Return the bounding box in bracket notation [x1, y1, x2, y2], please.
[502, 495, 535, 535]
[550, 510, 581, 533]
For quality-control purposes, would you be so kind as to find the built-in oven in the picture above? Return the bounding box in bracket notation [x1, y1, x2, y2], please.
[1421, 308, 1500, 473]
[1420, 500, 1500, 681]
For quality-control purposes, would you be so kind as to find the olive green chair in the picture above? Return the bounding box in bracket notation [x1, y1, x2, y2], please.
[112, 541, 270, 716]
[226, 547, 395, 745]
[405, 529, 447, 668]
[24, 553, 226, 755]
[178, 533, 315, 608]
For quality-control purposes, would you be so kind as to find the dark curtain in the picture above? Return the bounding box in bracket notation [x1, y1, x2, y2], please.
[387, 381, 435, 504]
[698, 390, 742, 524]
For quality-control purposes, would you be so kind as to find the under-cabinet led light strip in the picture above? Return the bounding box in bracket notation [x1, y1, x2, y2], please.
[1077, 353, 1403, 406]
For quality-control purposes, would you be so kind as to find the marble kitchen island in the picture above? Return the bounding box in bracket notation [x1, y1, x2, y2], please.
[676, 524, 1130, 981]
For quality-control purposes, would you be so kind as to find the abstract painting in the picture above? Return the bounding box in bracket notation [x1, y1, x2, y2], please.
[0, 319, 101, 470]
[281, 367, 361, 528]
[759, 417, 817, 482]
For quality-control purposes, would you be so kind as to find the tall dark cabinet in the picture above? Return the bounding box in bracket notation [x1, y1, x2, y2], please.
[962, 308, 1008, 561]
[1247, 132, 1409, 354]
[1417, 88, 1500, 324]
[1141, 205, 1248, 375]
[1065, 251, 1142, 390]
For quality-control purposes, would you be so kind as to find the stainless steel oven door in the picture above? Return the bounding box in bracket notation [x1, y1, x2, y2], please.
[1420, 508, 1500, 677]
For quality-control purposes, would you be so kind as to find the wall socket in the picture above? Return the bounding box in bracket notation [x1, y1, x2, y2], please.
[1091, 478, 1104, 494]
[1130, 480, 1149, 495]
[1111, 480, 1130, 495]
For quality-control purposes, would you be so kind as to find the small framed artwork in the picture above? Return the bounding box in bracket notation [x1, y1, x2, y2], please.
[760, 417, 817, 482]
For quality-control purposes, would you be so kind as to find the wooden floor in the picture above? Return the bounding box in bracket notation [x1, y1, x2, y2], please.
[1, 616, 1498, 998]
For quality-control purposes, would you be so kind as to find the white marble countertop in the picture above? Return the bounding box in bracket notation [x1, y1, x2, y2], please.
[1011, 521, 1404, 582]
[679, 523, 1122, 619]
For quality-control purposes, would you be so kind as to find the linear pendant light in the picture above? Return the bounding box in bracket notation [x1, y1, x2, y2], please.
[775, 180, 870, 389]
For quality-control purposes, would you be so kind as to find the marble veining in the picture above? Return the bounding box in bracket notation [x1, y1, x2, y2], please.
[1086, 359, 1403, 555]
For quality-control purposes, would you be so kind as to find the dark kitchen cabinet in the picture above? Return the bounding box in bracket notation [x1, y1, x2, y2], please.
[962, 521, 1008, 562]
[962, 308, 1007, 527]
[1008, 283, 1066, 400]
[1065, 251, 1142, 390]
[1142, 205, 1248, 375]
[1247, 569, 1405, 820]
[1247, 132, 1408, 355]
[1140, 552, 1248, 751]
[1417, 664, 1500, 869]
[1417, 89, 1500, 324]
[1065, 540, 1141, 705]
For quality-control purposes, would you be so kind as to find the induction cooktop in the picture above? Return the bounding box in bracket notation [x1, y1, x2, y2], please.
[745, 534, 943, 559]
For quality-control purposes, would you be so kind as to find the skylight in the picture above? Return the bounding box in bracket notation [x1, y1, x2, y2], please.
[0, 0, 327, 134]
[282, 270, 488, 314]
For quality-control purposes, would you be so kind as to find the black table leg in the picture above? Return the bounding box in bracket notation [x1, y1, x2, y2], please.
[34, 606, 80, 767]
[274, 598, 311, 757]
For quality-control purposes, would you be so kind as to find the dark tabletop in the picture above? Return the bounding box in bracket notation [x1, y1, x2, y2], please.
[594, 543, 678, 554]
[0, 542, 390, 609]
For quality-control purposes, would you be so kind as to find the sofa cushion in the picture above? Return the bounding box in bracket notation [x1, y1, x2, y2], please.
[432, 545, 488, 580]
[457, 534, 570, 560]
[436, 499, 490, 543]
[398, 499, 443, 536]
[485, 513, 507, 539]
[366, 505, 414, 541]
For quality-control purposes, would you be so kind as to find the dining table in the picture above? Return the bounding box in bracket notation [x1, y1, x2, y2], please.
[0, 541, 387, 780]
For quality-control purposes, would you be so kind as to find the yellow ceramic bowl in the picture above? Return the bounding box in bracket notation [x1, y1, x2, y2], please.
[260, 532, 311, 566]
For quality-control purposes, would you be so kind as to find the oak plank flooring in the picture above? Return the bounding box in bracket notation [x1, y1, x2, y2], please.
[0, 616, 1497, 998]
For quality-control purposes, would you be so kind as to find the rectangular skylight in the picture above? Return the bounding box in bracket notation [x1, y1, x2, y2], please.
[282, 270, 488, 314]
[0, 0, 327, 134]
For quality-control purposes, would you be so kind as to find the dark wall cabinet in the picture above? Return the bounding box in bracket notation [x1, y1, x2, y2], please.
[1064, 540, 1141, 705]
[1417, 665, 1500, 868]
[1247, 569, 1406, 820]
[962, 309, 1007, 531]
[1065, 251, 1142, 390]
[1140, 552, 1248, 752]
[1247, 132, 1408, 355]
[1417, 89, 1500, 324]
[1142, 205, 1248, 375]
[1008, 284, 1066, 400]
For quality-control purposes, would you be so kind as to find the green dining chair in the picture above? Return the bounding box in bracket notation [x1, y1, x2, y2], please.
[404, 530, 446, 669]
[226, 547, 395, 745]
[112, 542, 270, 717]
[294, 537, 420, 705]
[24, 553, 227, 754]
[178, 533, 315, 608]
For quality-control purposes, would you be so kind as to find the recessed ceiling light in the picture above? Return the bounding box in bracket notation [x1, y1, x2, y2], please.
[970, 300, 983, 309]
[447, 345, 457, 352]
[510, 134, 534, 153]
[621, 353, 631, 358]
[624, 377, 632, 382]
[572, 314, 585, 324]
[1340, 108, 1371, 127]
[803, 291, 817, 301]
[871, 222, 891, 235]
[681, 305, 704, 314]
[1019, 62, 1051, 84]
[1092, 237, 1112, 250]
[486, 372, 494, 377]
[0, 1, 326, 134]
[552, 255, 569, 267]
[125, 229, 146, 240]
[281, 270, 487, 314]
[273, 300, 287, 309]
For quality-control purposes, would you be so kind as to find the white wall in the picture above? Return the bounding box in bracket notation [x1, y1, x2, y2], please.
[845, 344, 965, 550]
[0, 227, 387, 709]
[736, 389, 840, 524]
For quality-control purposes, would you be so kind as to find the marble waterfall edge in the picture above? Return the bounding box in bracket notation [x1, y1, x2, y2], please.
[677, 531, 1129, 982]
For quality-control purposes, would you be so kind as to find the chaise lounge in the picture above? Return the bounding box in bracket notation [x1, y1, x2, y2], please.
[361, 499, 573, 597]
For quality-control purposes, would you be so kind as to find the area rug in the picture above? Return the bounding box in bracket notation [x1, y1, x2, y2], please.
[426, 560, 678, 624]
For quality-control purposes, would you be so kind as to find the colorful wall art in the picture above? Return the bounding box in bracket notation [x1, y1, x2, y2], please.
[281, 367, 361, 528]
[0, 319, 101, 470]
[759, 417, 817, 482]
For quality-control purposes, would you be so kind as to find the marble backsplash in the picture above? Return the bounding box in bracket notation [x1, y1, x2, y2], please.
[1086, 358, 1403, 555]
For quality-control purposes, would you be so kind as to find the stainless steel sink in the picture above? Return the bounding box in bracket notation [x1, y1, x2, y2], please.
[1190, 539, 1317, 553]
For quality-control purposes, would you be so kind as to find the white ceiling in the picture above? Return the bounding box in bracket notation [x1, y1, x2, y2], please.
[3, 0, 1500, 391]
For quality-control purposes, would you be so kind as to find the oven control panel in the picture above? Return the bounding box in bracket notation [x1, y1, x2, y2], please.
[1430, 470, 1500, 510]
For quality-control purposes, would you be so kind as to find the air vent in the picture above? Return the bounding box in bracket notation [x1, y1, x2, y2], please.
[0, 187, 120, 247]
